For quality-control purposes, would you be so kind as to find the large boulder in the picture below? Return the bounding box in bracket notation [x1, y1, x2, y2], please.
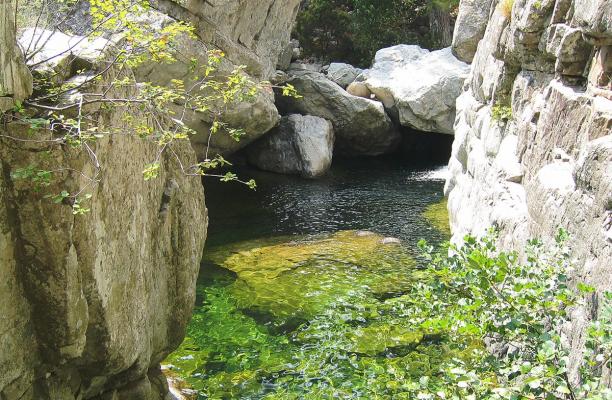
[179, 0, 301, 79]
[0, 120, 207, 399]
[364, 45, 470, 135]
[277, 70, 400, 156]
[451, 0, 494, 63]
[246, 114, 334, 178]
[129, 11, 281, 157]
[326, 62, 364, 88]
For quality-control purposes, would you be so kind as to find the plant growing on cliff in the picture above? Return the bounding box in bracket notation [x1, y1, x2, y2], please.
[492, 102, 513, 123]
[4, 0, 299, 214]
[412, 229, 612, 399]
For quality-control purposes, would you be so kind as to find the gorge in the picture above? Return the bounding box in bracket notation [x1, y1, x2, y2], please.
[0, 0, 610, 399]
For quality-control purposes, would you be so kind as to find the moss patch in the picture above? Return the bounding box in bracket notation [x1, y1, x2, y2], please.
[206, 231, 416, 322]
[166, 231, 480, 398]
[423, 197, 450, 237]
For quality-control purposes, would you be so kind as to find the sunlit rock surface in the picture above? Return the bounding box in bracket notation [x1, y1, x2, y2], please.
[446, 0, 612, 382]
[364, 45, 470, 135]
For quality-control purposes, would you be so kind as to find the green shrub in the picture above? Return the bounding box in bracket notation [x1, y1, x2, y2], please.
[295, 0, 445, 67]
[492, 102, 513, 122]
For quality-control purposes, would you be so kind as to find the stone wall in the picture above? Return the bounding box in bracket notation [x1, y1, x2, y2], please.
[446, 0, 611, 382]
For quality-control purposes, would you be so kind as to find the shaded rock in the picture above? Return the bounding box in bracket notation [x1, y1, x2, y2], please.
[288, 62, 323, 73]
[451, 0, 494, 63]
[246, 114, 334, 178]
[364, 45, 470, 135]
[0, 121, 207, 399]
[1, 1, 32, 111]
[326, 62, 363, 88]
[277, 70, 400, 156]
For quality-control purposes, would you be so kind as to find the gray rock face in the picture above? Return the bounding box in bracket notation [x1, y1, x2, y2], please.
[0, 0, 32, 111]
[446, 0, 612, 382]
[247, 114, 334, 178]
[129, 10, 281, 158]
[326, 62, 364, 88]
[184, 0, 302, 79]
[277, 70, 400, 156]
[451, 0, 494, 63]
[364, 45, 470, 135]
[0, 122, 207, 399]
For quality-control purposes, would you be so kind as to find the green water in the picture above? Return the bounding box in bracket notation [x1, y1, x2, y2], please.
[166, 158, 465, 399]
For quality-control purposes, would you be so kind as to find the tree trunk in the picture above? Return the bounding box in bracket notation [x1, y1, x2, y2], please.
[0, 0, 32, 111]
[429, 5, 453, 48]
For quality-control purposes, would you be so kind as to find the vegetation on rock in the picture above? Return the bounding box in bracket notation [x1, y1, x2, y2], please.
[3, 0, 299, 214]
[423, 197, 450, 237]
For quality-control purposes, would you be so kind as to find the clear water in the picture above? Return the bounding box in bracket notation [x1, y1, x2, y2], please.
[165, 156, 460, 399]
[204, 156, 449, 248]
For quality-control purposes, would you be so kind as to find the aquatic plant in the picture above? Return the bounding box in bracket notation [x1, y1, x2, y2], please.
[423, 197, 450, 237]
[167, 229, 611, 399]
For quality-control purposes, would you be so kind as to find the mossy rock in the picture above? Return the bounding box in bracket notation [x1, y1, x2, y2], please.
[423, 197, 450, 237]
[204, 231, 416, 322]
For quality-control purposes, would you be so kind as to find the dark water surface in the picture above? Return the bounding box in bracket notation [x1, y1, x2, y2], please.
[204, 156, 449, 248]
[166, 156, 454, 399]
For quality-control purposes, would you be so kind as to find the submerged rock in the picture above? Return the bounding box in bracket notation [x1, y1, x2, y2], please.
[364, 45, 470, 135]
[277, 70, 400, 156]
[204, 231, 415, 321]
[246, 114, 334, 178]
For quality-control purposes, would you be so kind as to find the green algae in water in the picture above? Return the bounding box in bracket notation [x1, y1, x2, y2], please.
[423, 198, 450, 237]
[166, 231, 477, 399]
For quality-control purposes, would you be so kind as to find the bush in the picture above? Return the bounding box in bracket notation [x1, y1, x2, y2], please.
[295, 0, 434, 67]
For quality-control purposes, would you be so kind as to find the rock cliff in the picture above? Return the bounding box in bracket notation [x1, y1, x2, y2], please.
[0, 0, 301, 398]
[446, 0, 611, 382]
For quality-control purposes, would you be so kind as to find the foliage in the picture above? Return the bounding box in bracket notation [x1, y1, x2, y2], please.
[295, 0, 461, 67]
[492, 103, 513, 123]
[6, 0, 298, 214]
[167, 229, 612, 399]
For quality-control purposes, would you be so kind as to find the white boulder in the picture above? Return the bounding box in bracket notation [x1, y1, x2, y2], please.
[364, 45, 470, 135]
